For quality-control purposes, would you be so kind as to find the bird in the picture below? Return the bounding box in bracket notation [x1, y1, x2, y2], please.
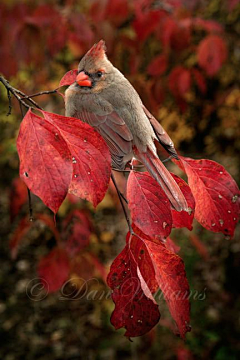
[65, 40, 188, 212]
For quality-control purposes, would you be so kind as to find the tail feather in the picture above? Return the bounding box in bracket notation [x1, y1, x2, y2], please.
[135, 148, 188, 212]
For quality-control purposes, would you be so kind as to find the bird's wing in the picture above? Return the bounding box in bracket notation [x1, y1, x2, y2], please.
[66, 91, 133, 169]
[142, 106, 178, 158]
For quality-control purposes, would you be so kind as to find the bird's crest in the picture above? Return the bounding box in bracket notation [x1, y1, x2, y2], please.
[86, 40, 107, 60]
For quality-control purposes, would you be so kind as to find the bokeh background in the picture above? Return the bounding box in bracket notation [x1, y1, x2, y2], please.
[0, 0, 240, 359]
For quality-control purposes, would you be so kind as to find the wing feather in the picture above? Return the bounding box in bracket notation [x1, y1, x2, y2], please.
[142, 105, 178, 158]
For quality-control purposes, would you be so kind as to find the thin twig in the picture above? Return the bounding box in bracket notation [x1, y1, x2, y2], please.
[0, 75, 42, 110]
[111, 172, 132, 233]
[6, 89, 12, 116]
[21, 89, 58, 99]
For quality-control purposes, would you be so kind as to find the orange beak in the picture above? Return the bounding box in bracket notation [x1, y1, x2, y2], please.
[76, 71, 92, 87]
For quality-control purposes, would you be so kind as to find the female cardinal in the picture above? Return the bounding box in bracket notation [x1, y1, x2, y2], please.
[65, 40, 188, 212]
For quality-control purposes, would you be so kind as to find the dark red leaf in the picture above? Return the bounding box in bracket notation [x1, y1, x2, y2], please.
[107, 243, 160, 337]
[89, 0, 108, 23]
[127, 171, 172, 239]
[191, 68, 207, 94]
[147, 54, 168, 76]
[87, 253, 108, 282]
[170, 173, 195, 230]
[176, 156, 240, 237]
[194, 18, 223, 33]
[10, 178, 28, 221]
[17, 110, 72, 213]
[9, 217, 31, 259]
[129, 231, 159, 294]
[157, 16, 191, 52]
[9, 213, 61, 259]
[165, 237, 181, 254]
[176, 345, 193, 360]
[70, 252, 95, 283]
[189, 234, 209, 260]
[168, 66, 191, 98]
[128, 227, 190, 337]
[42, 111, 111, 207]
[109, 228, 190, 338]
[197, 35, 227, 76]
[133, 10, 162, 41]
[105, 0, 129, 25]
[59, 69, 78, 87]
[25, 5, 68, 56]
[38, 247, 70, 293]
[63, 209, 92, 256]
[227, 0, 240, 11]
[67, 13, 94, 54]
[150, 80, 166, 109]
[143, 239, 190, 338]
[35, 213, 61, 242]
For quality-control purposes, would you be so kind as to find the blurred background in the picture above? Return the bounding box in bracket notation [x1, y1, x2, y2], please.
[0, 0, 240, 359]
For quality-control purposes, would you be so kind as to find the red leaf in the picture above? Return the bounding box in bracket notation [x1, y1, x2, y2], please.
[105, 0, 129, 25]
[176, 345, 193, 360]
[165, 237, 181, 254]
[9, 178, 28, 221]
[107, 227, 190, 337]
[127, 171, 172, 239]
[17, 110, 72, 213]
[35, 213, 61, 242]
[107, 243, 160, 337]
[129, 227, 190, 337]
[158, 17, 191, 52]
[70, 252, 95, 282]
[189, 234, 209, 260]
[170, 173, 195, 230]
[150, 80, 166, 109]
[63, 209, 92, 256]
[38, 247, 70, 293]
[9, 217, 31, 259]
[197, 35, 227, 76]
[194, 18, 223, 33]
[227, 0, 240, 11]
[177, 157, 240, 237]
[143, 239, 190, 338]
[191, 69, 207, 94]
[9, 213, 61, 259]
[147, 54, 168, 76]
[67, 13, 94, 54]
[129, 231, 159, 293]
[25, 5, 68, 56]
[168, 66, 191, 98]
[87, 253, 108, 282]
[59, 69, 78, 87]
[42, 111, 111, 207]
[133, 10, 162, 41]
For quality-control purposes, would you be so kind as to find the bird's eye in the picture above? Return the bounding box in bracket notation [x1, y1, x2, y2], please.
[96, 71, 103, 78]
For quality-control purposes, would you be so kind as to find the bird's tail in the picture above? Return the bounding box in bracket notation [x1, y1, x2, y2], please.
[134, 147, 188, 212]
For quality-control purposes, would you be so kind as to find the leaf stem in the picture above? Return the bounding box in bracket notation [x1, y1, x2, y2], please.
[27, 188, 34, 222]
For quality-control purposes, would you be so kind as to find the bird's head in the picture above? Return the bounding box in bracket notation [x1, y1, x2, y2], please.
[76, 40, 113, 93]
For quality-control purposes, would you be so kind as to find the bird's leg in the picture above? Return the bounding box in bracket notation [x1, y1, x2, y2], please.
[111, 172, 133, 233]
[162, 154, 175, 163]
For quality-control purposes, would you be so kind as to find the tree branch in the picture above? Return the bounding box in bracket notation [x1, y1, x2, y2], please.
[0, 75, 43, 112]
